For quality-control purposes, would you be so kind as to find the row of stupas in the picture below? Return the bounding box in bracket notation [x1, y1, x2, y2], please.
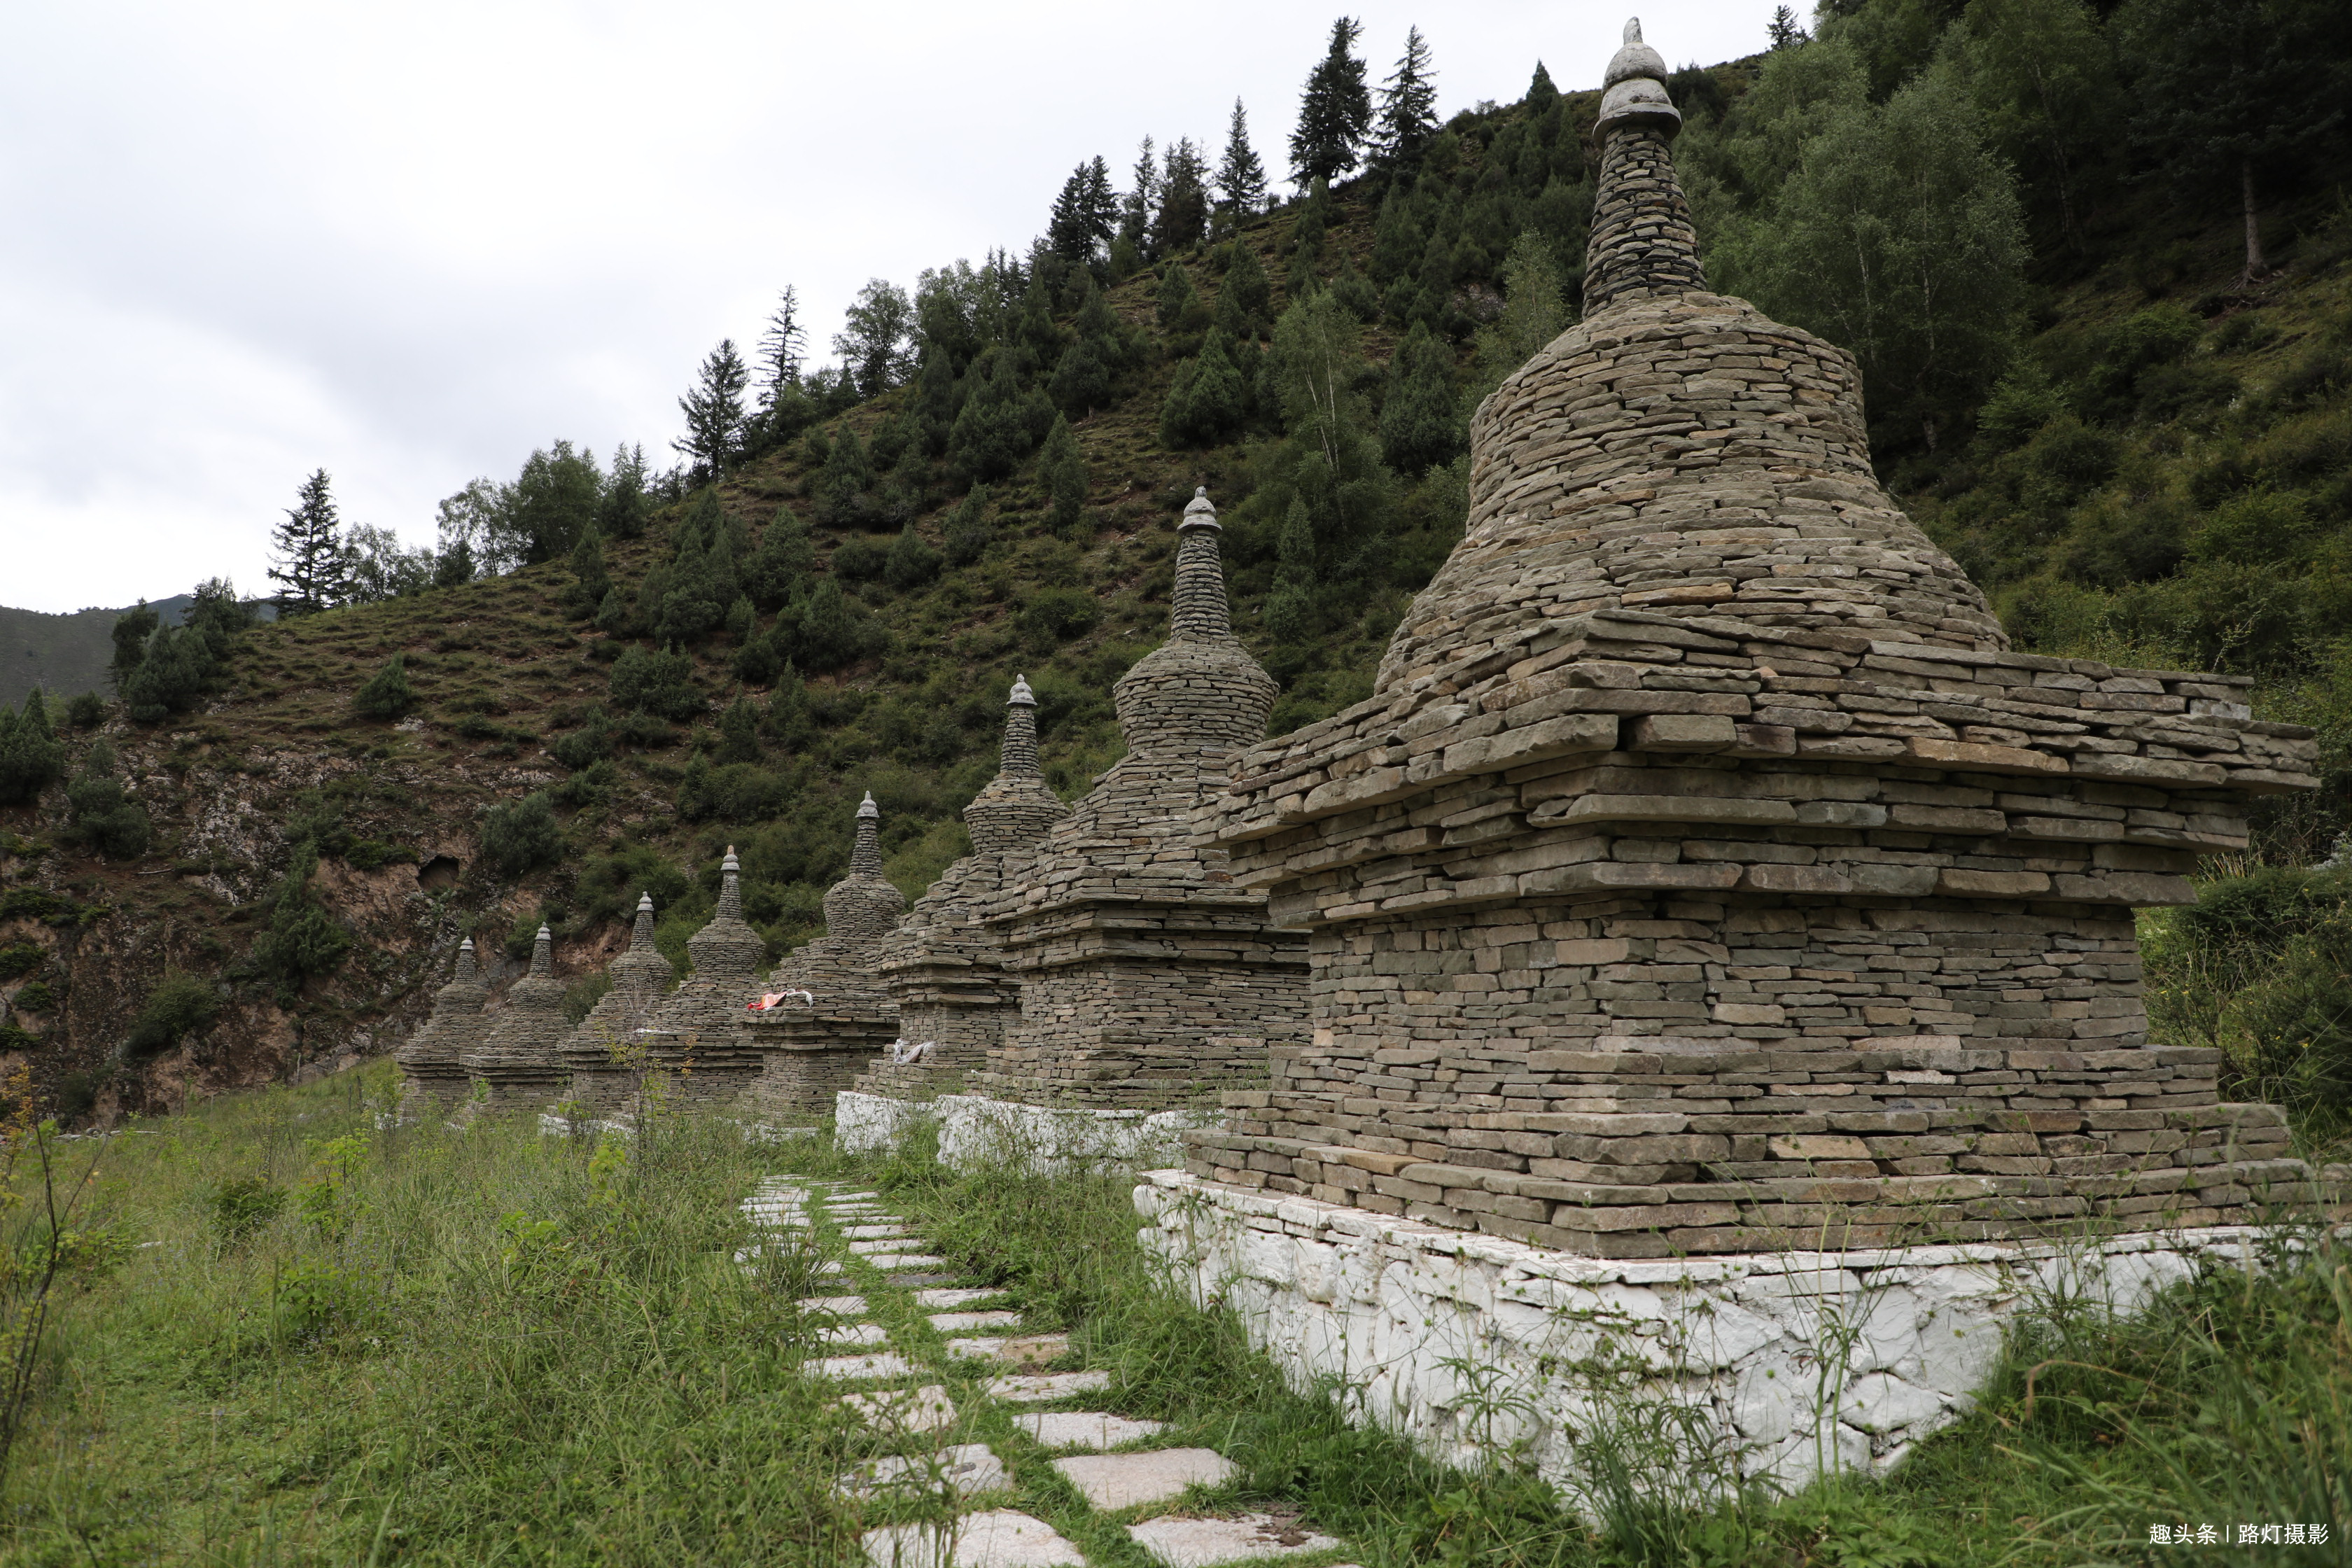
[396, 486, 1310, 1124]
[397, 19, 2332, 1258]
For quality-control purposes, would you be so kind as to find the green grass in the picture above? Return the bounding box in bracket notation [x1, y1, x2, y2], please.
[2, 1075, 2345, 1565]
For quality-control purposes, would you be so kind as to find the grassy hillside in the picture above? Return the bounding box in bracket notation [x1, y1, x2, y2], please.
[2, 7, 2351, 1122]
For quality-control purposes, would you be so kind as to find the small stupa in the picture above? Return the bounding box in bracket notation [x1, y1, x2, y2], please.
[396, 937, 489, 1116]
[858, 677, 1070, 1099]
[460, 925, 570, 1114]
[631, 847, 767, 1105]
[746, 793, 906, 1112]
[974, 488, 1309, 1107]
[560, 892, 678, 1114]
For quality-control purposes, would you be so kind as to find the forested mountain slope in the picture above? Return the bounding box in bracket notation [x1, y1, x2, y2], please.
[2, 0, 2348, 1122]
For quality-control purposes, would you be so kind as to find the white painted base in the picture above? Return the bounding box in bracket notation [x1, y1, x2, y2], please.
[1135, 1170, 2286, 1493]
[836, 1092, 1225, 1175]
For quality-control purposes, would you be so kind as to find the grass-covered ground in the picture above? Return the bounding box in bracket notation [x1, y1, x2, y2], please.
[0, 1072, 2344, 1565]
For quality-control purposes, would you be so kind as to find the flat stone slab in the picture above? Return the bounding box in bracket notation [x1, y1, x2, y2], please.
[1014, 1412, 1167, 1450]
[928, 1310, 1025, 1332]
[916, 1289, 1009, 1309]
[820, 1323, 890, 1348]
[862, 1511, 1085, 1568]
[838, 1442, 1006, 1499]
[864, 1254, 949, 1270]
[841, 1385, 958, 1434]
[987, 1371, 1112, 1404]
[844, 1224, 916, 1238]
[947, 1334, 1068, 1367]
[805, 1352, 920, 1382]
[850, 1238, 923, 1255]
[1127, 1516, 1343, 1567]
[800, 1294, 869, 1315]
[1054, 1449, 1235, 1510]
[886, 1273, 960, 1287]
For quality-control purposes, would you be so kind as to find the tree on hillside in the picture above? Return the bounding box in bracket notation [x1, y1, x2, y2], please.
[267, 469, 353, 616]
[1215, 100, 1270, 216]
[1942, 0, 2119, 251]
[0, 690, 66, 806]
[505, 440, 603, 563]
[676, 338, 750, 481]
[1049, 158, 1119, 266]
[2113, 0, 2351, 283]
[833, 280, 918, 398]
[1290, 17, 1374, 188]
[109, 599, 159, 692]
[1152, 138, 1211, 256]
[1768, 5, 1809, 50]
[1119, 137, 1159, 260]
[1373, 27, 1440, 171]
[1723, 65, 2028, 449]
[340, 524, 435, 603]
[757, 286, 806, 404]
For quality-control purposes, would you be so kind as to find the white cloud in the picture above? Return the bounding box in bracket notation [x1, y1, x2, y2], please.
[0, 0, 1777, 612]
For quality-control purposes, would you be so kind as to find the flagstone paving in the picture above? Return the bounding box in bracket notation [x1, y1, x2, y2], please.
[770, 1177, 1352, 1568]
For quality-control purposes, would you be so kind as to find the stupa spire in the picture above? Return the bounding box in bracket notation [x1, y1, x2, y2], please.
[1582, 18, 1707, 312]
[1001, 676, 1042, 778]
[851, 792, 883, 877]
[1168, 487, 1233, 643]
[528, 925, 553, 976]
[453, 935, 479, 986]
[716, 846, 743, 922]
[630, 892, 655, 947]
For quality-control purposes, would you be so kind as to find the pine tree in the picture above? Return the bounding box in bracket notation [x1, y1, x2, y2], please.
[1373, 27, 1440, 170]
[109, 600, 159, 692]
[562, 527, 610, 620]
[757, 286, 806, 410]
[599, 443, 652, 540]
[1290, 17, 1374, 188]
[1526, 62, 1558, 110]
[267, 469, 353, 616]
[1379, 319, 1464, 474]
[717, 695, 762, 764]
[745, 506, 816, 610]
[1038, 414, 1089, 538]
[1152, 138, 1212, 256]
[674, 338, 749, 481]
[66, 739, 151, 861]
[1159, 330, 1250, 448]
[352, 654, 415, 720]
[1049, 158, 1120, 265]
[1119, 136, 1158, 258]
[1215, 99, 1270, 216]
[0, 690, 66, 806]
[944, 484, 994, 568]
[1768, 5, 1809, 48]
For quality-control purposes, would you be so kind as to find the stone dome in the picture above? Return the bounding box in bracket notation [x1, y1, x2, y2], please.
[822, 793, 908, 943]
[963, 676, 1070, 855]
[1373, 43, 2005, 696]
[397, 937, 490, 1081]
[465, 925, 568, 1077]
[687, 847, 766, 981]
[1113, 489, 1278, 758]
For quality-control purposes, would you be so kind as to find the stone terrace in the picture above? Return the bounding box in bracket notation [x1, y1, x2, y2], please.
[1184, 29, 2325, 1256]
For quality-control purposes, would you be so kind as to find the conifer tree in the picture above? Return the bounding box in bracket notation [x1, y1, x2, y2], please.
[251, 841, 352, 994]
[562, 527, 610, 620]
[1290, 17, 1374, 188]
[1215, 99, 1271, 216]
[66, 739, 151, 861]
[675, 338, 750, 481]
[717, 694, 762, 764]
[816, 424, 876, 527]
[0, 690, 66, 806]
[352, 654, 416, 720]
[1373, 27, 1440, 171]
[598, 444, 652, 540]
[1379, 319, 1463, 473]
[1049, 157, 1120, 265]
[1768, 5, 1809, 49]
[1152, 139, 1212, 256]
[757, 286, 806, 407]
[1038, 415, 1089, 538]
[109, 600, 159, 692]
[1159, 329, 1250, 447]
[1526, 62, 1558, 109]
[1119, 136, 1158, 258]
[267, 469, 353, 617]
[944, 484, 994, 568]
[745, 506, 816, 610]
[1050, 340, 1114, 417]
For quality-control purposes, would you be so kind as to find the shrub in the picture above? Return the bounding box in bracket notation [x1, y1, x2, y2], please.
[1020, 588, 1102, 645]
[777, 579, 886, 673]
[480, 792, 562, 878]
[0, 946, 42, 982]
[944, 484, 994, 568]
[884, 524, 941, 590]
[352, 654, 415, 719]
[342, 839, 417, 872]
[65, 740, 152, 861]
[250, 844, 352, 990]
[733, 624, 785, 687]
[676, 758, 789, 822]
[64, 692, 104, 730]
[743, 507, 816, 610]
[1975, 364, 2069, 450]
[124, 970, 223, 1056]
[575, 843, 692, 923]
[11, 981, 57, 1014]
[1158, 335, 1248, 447]
[832, 537, 889, 583]
[1038, 416, 1089, 539]
[2188, 489, 2318, 566]
[608, 644, 704, 722]
[208, 1175, 288, 1247]
[551, 710, 616, 771]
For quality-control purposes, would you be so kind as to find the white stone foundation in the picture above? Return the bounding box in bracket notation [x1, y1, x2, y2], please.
[836, 1091, 1224, 1175]
[1136, 1170, 2285, 1492]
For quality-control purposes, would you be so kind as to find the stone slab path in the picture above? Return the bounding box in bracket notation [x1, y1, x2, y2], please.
[742, 1175, 1358, 1568]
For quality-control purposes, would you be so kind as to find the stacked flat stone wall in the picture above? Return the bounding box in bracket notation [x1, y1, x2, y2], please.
[397, 937, 489, 1116]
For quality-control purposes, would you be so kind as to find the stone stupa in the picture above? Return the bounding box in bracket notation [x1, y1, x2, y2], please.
[560, 892, 678, 1114]
[396, 937, 489, 1116]
[973, 488, 1309, 1107]
[461, 924, 570, 1114]
[1189, 24, 2323, 1254]
[856, 677, 1071, 1099]
[746, 792, 906, 1113]
[631, 848, 768, 1105]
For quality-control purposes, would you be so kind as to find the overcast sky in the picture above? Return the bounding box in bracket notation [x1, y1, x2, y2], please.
[1, 1, 1779, 615]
